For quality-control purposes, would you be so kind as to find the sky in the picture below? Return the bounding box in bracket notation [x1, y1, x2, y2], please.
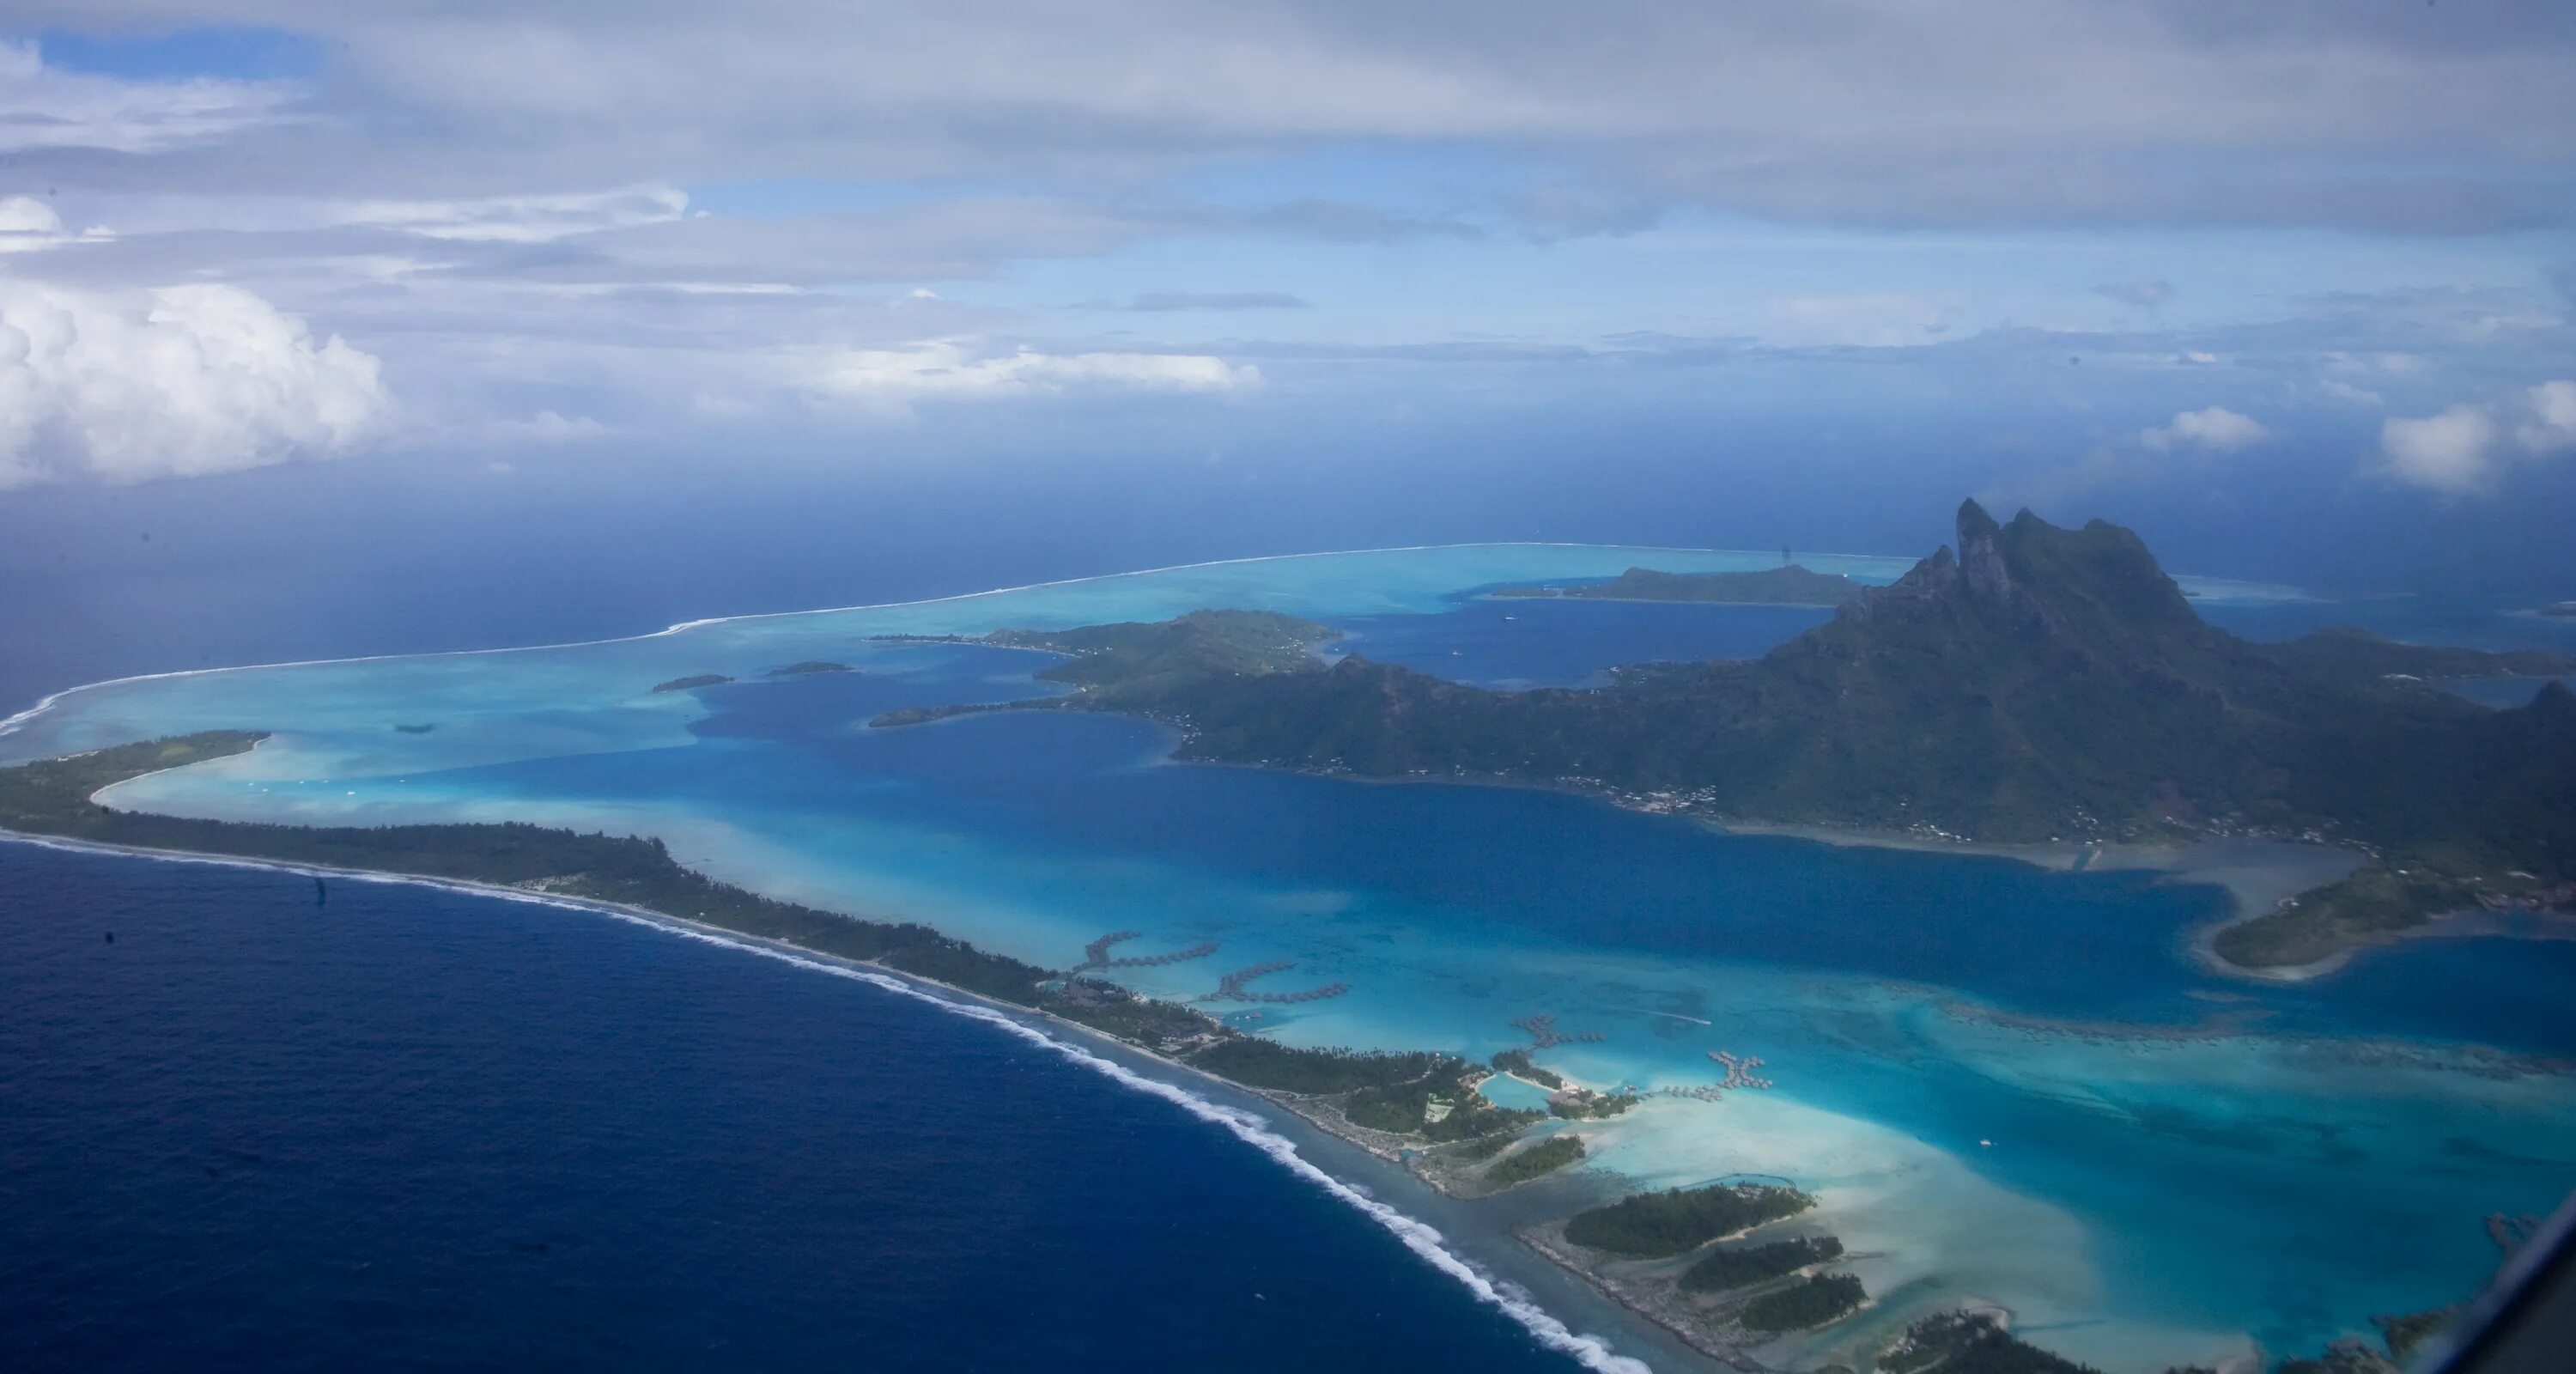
[0, 2, 2573, 598]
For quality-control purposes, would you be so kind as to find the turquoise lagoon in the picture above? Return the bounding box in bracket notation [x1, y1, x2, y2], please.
[7, 543, 2573, 1373]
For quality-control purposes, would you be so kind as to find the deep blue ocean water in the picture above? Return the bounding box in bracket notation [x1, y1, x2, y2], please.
[0, 842, 1595, 1374]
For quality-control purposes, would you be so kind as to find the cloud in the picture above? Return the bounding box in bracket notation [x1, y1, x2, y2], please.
[2140, 405, 2269, 453]
[2521, 379, 2576, 453]
[2094, 278, 2175, 311]
[800, 337, 1258, 412]
[0, 279, 388, 489]
[2375, 380, 2576, 495]
[331, 185, 691, 244]
[0, 39, 300, 155]
[1078, 291, 1310, 312]
[0, 196, 113, 254]
[488, 410, 611, 443]
[29, 3, 2568, 232]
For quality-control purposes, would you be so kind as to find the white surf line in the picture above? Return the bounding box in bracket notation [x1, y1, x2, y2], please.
[1, 830, 1656, 1374]
[0, 538, 1912, 740]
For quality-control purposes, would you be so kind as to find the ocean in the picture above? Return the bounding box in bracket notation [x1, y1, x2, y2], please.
[7, 535, 2576, 1373]
[0, 842, 1611, 1374]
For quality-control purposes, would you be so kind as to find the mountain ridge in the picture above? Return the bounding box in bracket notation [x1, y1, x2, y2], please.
[888, 500, 2576, 969]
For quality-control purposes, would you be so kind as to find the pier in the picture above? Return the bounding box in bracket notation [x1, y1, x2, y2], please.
[1509, 1012, 1606, 1049]
[1069, 930, 1220, 976]
[1200, 960, 1350, 1004]
[1709, 1050, 1773, 1090]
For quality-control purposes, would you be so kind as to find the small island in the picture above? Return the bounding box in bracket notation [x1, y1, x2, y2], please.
[867, 609, 1340, 729]
[1561, 1182, 1816, 1259]
[649, 674, 734, 693]
[764, 660, 855, 677]
[1878, 1310, 2099, 1374]
[1736, 1271, 1865, 1333]
[392, 723, 437, 734]
[1483, 1133, 1586, 1187]
[1494, 563, 1868, 605]
[1677, 1235, 1844, 1293]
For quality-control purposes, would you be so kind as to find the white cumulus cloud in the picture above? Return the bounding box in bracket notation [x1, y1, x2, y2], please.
[0, 196, 113, 254]
[2375, 380, 2576, 495]
[801, 337, 1258, 413]
[0, 279, 390, 489]
[2521, 380, 2576, 453]
[2140, 405, 2269, 453]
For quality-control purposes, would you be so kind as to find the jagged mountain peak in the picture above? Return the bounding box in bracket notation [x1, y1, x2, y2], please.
[1850, 501, 2201, 644]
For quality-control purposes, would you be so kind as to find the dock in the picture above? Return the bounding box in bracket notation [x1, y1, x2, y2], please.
[1069, 930, 1220, 976]
[1200, 960, 1350, 1004]
[1509, 1012, 1606, 1049]
[1708, 1050, 1773, 1090]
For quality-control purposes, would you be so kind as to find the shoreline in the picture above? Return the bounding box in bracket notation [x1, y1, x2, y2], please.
[2184, 896, 2576, 985]
[0, 539, 2306, 746]
[1710, 819, 2387, 983]
[0, 824, 1715, 1374]
[1519, 1229, 1776, 1374]
[0, 539, 1918, 743]
[6, 757, 2533, 1371]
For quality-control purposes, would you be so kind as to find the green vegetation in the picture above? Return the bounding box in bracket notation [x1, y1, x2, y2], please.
[1334, 1066, 1543, 1139]
[1878, 1311, 2102, 1374]
[1449, 1131, 1521, 1162]
[1181, 1038, 1461, 1095]
[1491, 1048, 1564, 1089]
[1739, 1272, 1864, 1333]
[765, 660, 854, 677]
[992, 609, 1339, 700]
[987, 502, 2576, 968]
[1679, 1236, 1844, 1293]
[1562, 1182, 1815, 1258]
[2253, 626, 2576, 686]
[1550, 1090, 1640, 1120]
[1424, 1095, 1545, 1142]
[870, 610, 1338, 729]
[0, 733, 1061, 1004]
[2214, 866, 2482, 967]
[1344, 1082, 1432, 1132]
[1050, 983, 1219, 1046]
[650, 674, 733, 693]
[1496, 564, 1867, 605]
[1485, 1134, 1585, 1186]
